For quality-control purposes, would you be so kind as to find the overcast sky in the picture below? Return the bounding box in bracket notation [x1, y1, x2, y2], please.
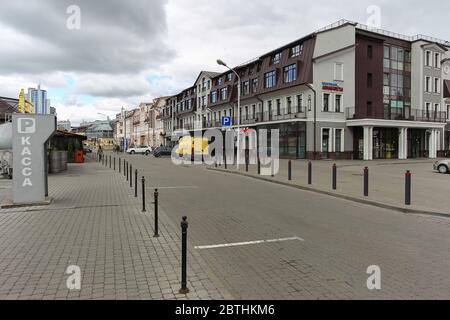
[1, 0, 449, 125]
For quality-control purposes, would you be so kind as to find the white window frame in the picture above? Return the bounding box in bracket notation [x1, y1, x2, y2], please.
[322, 92, 331, 112]
[425, 76, 431, 92]
[434, 52, 441, 68]
[434, 77, 440, 94]
[334, 63, 344, 81]
[320, 127, 333, 153]
[334, 93, 344, 113]
[425, 50, 432, 67]
[333, 128, 345, 152]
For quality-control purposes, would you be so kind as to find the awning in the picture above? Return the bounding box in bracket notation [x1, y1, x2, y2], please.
[444, 80, 450, 98]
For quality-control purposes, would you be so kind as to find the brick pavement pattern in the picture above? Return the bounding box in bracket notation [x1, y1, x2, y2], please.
[0, 158, 232, 300]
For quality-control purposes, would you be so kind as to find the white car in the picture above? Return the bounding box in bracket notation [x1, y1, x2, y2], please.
[126, 145, 152, 155]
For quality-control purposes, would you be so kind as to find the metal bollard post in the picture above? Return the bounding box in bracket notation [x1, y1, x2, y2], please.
[271, 160, 274, 177]
[224, 153, 227, 169]
[124, 160, 126, 177]
[141, 176, 146, 212]
[215, 161, 217, 168]
[135, 169, 138, 197]
[405, 170, 411, 205]
[130, 164, 133, 188]
[257, 157, 261, 175]
[119, 158, 121, 173]
[308, 161, 312, 185]
[114, 157, 116, 171]
[126, 162, 129, 181]
[332, 163, 337, 190]
[109, 155, 111, 169]
[288, 160, 292, 181]
[245, 152, 249, 172]
[179, 216, 189, 294]
[363, 167, 369, 197]
[154, 189, 159, 238]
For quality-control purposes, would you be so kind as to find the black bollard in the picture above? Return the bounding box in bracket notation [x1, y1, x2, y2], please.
[109, 155, 111, 169]
[130, 164, 133, 188]
[114, 157, 116, 171]
[288, 160, 292, 181]
[405, 170, 411, 205]
[135, 169, 138, 197]
[119, 158, 121, 173]
[245, 151, 249, 172]
[179, 216, 189, 294]
[126, 162, 129, 181]
[154, 189, 159, 238]
[257, 157, 260, 175]
[332, 163, 337, 190]
[142, 176, 146, 212]
[224, 153, 227, 169]
[363, 167, 369, 197]
[308, 161, 312, 185]
[271, 161, 274, 177]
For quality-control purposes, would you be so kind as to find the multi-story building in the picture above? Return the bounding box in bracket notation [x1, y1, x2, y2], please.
[162, 19, 450, 160]
[26, 85, 50, 114]
[114, 97, 168, 150]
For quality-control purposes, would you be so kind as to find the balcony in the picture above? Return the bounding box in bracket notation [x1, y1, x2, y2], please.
[346, 107, 447, 123]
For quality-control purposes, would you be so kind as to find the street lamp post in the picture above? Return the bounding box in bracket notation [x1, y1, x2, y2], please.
[217, 59, 241, 169]
[305, 84, 317, 160]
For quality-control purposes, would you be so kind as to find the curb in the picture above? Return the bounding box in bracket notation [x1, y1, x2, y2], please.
[206, 167, 450, 219]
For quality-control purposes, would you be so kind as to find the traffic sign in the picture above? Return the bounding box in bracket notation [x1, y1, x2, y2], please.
[221, 116, 231, 127]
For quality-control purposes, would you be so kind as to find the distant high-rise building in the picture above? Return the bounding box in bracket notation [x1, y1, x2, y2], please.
[26, 84, 50, 114]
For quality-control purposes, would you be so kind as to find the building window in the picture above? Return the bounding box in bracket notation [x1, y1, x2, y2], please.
[220, 87, 228, 100]
[425, 102, 431, 118]
[252, 104, 256, 118]
[243, 81, 250, 95]
[323, 93, 330, 112]
[245, 106, 248, 120]
[264, 71, 276, 88]
[434, 52, 441, 68]
[296, 94, 303, 113]
[211, 91, 217, 103]
[284, 64, 297, 83]
[290, 44, 302, 57]
[271, 53, 281, 64]
[202, 96, 206, 107]
[286, 97, 292, 114]
[367, 73, 373, 88]
[434, 104, 440, 118]
[425, 77, 431, 92]
[335, 129, 342, 152]
[434, 77, 440, 93]
[276, 99, 281, 115]
[334, 63, 344, 81]
[335, 94, 342, 113]
[426, 51, 432, 67]
[251, 78, 259, 93]
[447, 105, 450, 120]
[267, 100, 272, 116]
[216, 78, 222, 86]
[367, 45, 373, 59]
[226, 73, 232, 82]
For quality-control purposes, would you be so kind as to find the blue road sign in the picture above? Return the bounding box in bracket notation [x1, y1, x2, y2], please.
[221, 116, 231, 127]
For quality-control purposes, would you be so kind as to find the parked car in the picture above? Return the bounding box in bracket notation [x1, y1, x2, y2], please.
[153, 146, 173, 158]
[127, 145, 151, 155]
[433, 159, 450, 174]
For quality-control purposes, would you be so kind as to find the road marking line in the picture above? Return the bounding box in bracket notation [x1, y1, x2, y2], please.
[146, 186, 198, 189]
[195, 236, 304, 250]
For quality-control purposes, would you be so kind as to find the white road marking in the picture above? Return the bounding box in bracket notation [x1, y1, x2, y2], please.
[147, 186, 198, 189]
[195, 236, 304, 250]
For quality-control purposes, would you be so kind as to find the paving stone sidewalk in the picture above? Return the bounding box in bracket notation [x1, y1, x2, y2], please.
[0, 158, 232, 300]
[208, 158, 450, 216]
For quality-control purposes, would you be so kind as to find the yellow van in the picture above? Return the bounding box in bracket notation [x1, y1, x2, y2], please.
[176, 136, 209, 156]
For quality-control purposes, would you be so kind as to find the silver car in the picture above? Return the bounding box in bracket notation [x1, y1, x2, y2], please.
[433, 159, 450, 174]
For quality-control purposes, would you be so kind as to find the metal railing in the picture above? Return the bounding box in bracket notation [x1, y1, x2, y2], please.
[346, 107, 447, 123]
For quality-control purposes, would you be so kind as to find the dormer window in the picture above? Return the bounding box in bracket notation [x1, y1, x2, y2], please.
[271, 53, 281, 64]
[290, 44, 303, 58]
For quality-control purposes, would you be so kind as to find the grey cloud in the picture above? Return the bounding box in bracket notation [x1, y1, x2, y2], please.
[0, 0, 174, 75]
